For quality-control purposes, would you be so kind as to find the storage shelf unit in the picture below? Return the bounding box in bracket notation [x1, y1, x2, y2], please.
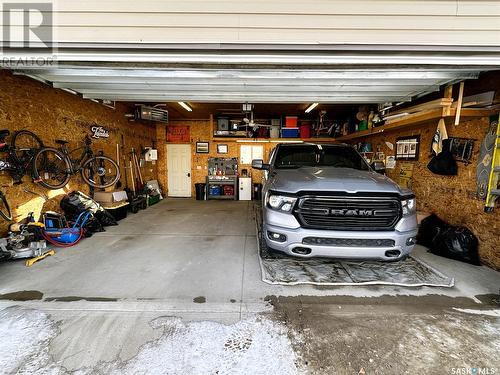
[334, 108, 496, 142]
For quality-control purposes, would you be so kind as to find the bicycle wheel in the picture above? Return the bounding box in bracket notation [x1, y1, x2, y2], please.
[11, 130, 43, 165]
[81, 155, 120, 188]
[0, 192, 12, 221]
[33, 147, 71, 189]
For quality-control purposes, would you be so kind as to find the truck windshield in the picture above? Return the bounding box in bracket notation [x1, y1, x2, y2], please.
[274, 145, 369, 170]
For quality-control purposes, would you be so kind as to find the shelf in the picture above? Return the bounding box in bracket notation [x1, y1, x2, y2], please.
[211, 137, 336, 143]
[334, 108, 497, 142]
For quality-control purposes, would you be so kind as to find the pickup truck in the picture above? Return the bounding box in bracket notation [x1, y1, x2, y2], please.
[252, 143, 418, 261]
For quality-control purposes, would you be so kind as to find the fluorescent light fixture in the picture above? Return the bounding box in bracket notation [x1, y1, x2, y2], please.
[178, 102, 192, 112]
[305, 103, 319, 113]
[236, 139, 268, 143]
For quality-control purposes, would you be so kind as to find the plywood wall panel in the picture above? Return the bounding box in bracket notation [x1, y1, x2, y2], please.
[351, 117, 500, 270]
[0, 70, 158, 234]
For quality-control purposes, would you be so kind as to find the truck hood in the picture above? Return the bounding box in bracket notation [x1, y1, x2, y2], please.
[268, 167, 405, 195]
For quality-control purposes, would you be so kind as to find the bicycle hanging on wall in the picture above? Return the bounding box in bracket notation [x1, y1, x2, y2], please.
[33, 135, 120, 189]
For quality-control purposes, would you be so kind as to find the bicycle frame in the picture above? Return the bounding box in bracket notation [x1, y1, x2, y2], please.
[0, 144, 37, 182]
[59, 144, 94, 174]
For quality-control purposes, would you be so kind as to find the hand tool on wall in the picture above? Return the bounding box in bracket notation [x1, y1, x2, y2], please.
[131, 148, 144, 190]
[121, 135, 129, 189]
[129, 159, 136, 194]
[115, 143, 122, 188]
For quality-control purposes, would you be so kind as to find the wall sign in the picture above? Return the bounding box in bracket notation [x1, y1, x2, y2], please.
[398, 162, 414, 189]
[91, 125, 110, 139]
[167, 126, 190, 143]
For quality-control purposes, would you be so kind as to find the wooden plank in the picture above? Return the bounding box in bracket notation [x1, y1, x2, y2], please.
[387, 98, 453, 116]
[454, 81, 465, 126]
[442, 84, 454, 117]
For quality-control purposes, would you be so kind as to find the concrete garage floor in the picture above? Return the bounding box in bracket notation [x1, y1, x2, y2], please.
[0, 199, 499, 374]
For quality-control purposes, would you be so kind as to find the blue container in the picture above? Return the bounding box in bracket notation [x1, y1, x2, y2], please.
[209, 185, 221, 196]
[281, 127, 299, 138]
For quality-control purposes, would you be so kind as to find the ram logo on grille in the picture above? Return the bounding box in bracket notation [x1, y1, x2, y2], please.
[329, 209, 375, 216]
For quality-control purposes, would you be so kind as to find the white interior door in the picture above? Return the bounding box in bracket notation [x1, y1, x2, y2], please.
[167, 144, 192, 197]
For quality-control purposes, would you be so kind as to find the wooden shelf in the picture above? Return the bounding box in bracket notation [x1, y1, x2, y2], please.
[211, 137, 336, 143]
[334, 108, 497, 142]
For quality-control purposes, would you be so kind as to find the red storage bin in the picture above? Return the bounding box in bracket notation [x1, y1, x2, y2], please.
[223, 185, 234, 196]
[285, 116, 298, 127]
[299, 124, 311, 139]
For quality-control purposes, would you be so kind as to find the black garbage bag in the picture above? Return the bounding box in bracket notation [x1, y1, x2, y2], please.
[61, 191, 117, 227]
[417, 214, 480, 265]
[416, 214, 448, 248]
[433, 226, 481, 266]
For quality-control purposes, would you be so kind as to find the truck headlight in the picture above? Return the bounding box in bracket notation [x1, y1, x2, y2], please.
[267, 194, 297, 213]
[401, 197, 416, 216]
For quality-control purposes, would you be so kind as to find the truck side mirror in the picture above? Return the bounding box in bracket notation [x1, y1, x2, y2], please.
[252, 159, 270, 170]
[371, 161, 386, 174]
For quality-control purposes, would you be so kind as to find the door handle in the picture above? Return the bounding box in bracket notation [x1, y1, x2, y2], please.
[187, 172, 191, 177]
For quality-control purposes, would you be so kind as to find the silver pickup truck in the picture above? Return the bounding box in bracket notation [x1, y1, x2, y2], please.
[252, 143, 418, 261]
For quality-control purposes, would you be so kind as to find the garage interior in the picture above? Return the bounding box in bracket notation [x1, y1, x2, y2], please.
[1, 1, 500, 373]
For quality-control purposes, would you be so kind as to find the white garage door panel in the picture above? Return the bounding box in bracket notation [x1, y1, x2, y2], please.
[8, 14, 500, 31]
[44, 0, 460, 16]
[2, 1, 500, 46]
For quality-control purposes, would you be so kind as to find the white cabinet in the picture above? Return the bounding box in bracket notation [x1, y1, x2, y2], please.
[239, 177, 252, 201]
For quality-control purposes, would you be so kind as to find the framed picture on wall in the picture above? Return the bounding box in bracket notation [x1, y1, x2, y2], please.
[196, 142, 209, 154]
[395, 136, 420, 161]
[217, 144, 228, 154]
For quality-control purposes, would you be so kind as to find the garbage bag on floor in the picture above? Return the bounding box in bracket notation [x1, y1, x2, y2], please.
[417, 214, 480, 265]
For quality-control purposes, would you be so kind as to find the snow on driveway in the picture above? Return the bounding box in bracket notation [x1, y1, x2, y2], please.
[0, 306, 62, 374]
[97, 315, 303, 375]
[0, 306, 303, 375]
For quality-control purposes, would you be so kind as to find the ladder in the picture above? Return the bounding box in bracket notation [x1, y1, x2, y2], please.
[485, 114, 500, 212]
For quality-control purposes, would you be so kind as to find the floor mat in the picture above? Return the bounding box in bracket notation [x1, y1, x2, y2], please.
[255, 208, 454, 287]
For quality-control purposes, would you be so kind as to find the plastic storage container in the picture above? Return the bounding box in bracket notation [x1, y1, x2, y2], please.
[281, 127, 299, 138]
[223, 185, 234, 196]
[105, 203, 129, 221]
[209, 185, 221, 196]
[285, 116, 298, 127]
[299, 124, 311, 138]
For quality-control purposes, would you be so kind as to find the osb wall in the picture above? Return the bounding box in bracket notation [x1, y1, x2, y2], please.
[352, 117, 500, 270]
[168, 119, 278, 196]
[0, 70, 158, 234]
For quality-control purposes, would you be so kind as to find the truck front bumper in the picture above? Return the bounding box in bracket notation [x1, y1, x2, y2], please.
[263, 209, 418, 261]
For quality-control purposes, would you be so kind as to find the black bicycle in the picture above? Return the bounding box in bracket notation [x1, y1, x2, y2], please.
[0, 129, 67, 187]
[33, 135, 120, 189]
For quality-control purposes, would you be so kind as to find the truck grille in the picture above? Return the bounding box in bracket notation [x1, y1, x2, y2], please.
[303, 237, 395, 247]
[295, 196, 401, 231]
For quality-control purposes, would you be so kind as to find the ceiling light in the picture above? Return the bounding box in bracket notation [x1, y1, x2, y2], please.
[178, 102, 192, 112]
[305, 103, 319, 113]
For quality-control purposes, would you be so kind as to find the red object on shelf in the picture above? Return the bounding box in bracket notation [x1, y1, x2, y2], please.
[223, 185, 234, 196]
[299, 124, 311, 138]
[285, 116, 298, 127]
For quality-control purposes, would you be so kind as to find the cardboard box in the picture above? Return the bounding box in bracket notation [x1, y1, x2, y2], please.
[94, 191, 128, 203]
